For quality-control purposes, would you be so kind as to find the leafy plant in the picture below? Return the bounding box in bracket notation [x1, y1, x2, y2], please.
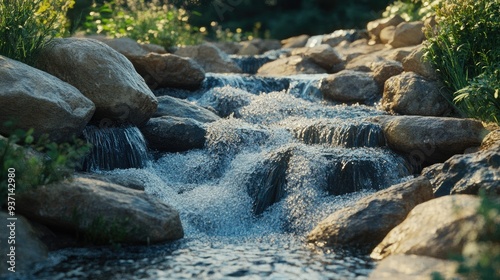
[0, 123, 91, 207]
[383, 0, 439, 21]
[0, 0, 75, 65]
[425, 0, 500, 123]
[83, 0, 204, 48]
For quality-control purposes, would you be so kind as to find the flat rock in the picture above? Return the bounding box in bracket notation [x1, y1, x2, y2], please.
[0, 56, 95, 142]
[154, 95, 220, 123]
[371, 195, 482, 260]
[36, 38, 157, 126]
[16, 177, 184, 244]
[307, 177, 433, 248]
[373, 115, 487, 165]
[140, 116, 206, 152]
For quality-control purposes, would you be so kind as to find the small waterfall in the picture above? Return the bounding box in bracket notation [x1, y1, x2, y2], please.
[230, 55, 274, 74]
[82, 125, 150, 171]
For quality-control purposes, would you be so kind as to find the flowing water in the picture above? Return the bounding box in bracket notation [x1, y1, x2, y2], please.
[34, 72, 412, 280]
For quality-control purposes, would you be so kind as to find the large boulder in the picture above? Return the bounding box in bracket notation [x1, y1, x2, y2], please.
[0, 212, 48, 276]
[16, 177, 184, 244]
[422, 144, 500, 197]
[389, 21, 425, 48]
[371, 195, 482, 260]
[257, 55, 327, 76]
[0, 56, 95, 141]
[36, 38, 157, 126]
[175, 43, 242, 73]
[373, 115, 486, 165]
[369, 254, 460, 280]
[382, 72, 452, 116]
[140, 116, 206, 152]
[154, 95, 220, 123]
[128, 53, 205, 90]
[307, 177, 433, 248]
[320, 70, 380, 103]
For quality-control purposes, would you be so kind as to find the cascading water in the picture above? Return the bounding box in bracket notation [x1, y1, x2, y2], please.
[38, 73, 412, 279]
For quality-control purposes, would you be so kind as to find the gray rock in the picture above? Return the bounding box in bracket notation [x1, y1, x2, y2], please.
[128, 53, 205, 90]
[402, 45, 437, 80]
[373, 115, 487, 165]
[422, 145, 500, 197]
[0, 56, 95, 142]
[257, 55, 327, 76]
[78, 172, 146, 191]
[36, 38, 157, 126]
[389, 21, 425, 48]
[369, 254, 461, 280]
[382, 72, 452, 116]
[371, 195, 482, 260]
[16, 177, 183, 244]
[175, 43, 242, 73]
[307, 177, 433, 247]
[321, 70, 380, 103]
[0, 212, 48, 276]
[140, 116, 206, 152]
[155, 95, 220, 123]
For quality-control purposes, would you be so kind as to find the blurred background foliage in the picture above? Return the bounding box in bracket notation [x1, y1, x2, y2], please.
[70, 0, 392, 41]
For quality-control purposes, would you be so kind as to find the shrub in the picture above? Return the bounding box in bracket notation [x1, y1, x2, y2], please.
[425, 0, 500, 123]
[383, 0, 439, 21]
[0, 124, 90, 207]
[0, 0, 74, 65]
[83, 0, 204, 48]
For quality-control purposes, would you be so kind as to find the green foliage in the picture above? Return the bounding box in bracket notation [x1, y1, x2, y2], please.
[0, 0, 74, 65]
[425, 0, 500, 123]
[0, 124, 91, 207]
[83, 0, 204, 48]
[383, 0, 439, 21]
[84, 215, 131, 245]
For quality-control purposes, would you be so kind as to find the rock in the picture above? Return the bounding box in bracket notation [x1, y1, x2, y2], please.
[140, 43, 167, 54]
[382, 72, 451, 116]
[380, 26, 396, 44]
[321, 29, 369, 47]
[371, 195, 482, 260]
[422, 145, 500, 197]
[237, 41, 260, 56]
[250, 38, 281, 53]
[174, 43, 242, 73]
[140, 116, 206, 152]
[389, 21, 425, 48]
[0, 56, 95, 142]
[373, 115, 486, 165]
[213, 41, 241, 55]
[368, 254, 461, 280]
[0, 212, 48, 276]
[292, 44, 344, 71]
[367, 15, 405, 43]
[321, 70, 380, 103]
[257, 55, 327, 76]
[307, 177, 433, 248]
[402, 45, 436, 80]
[345, 54, 385, 72]
[78, 172, 146, 191]
[281, 34, 310, 48]
[371, 60, 404, 86]
[335, 40, 388, 63]
[128, 53, 205, 90]
[36, 38, 157, 126]
[154, 95, 220, 123]
[16, 177, 183, 244]
[96, 37, 149, 57]
[480, 129, 500, 151]
[387, 46, 420, 62]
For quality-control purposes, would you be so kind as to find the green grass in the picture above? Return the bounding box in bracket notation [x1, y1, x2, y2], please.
[0, 0, 74, 65]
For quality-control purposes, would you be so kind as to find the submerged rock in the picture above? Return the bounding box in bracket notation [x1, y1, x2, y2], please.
[140, 116, 206, 152]
[371, 195, 482, 260]
[0, 56, 95, 142]
[16, 177, 184, 244]
[36, 38, 157, 126]
[308, 177, 433, 248]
